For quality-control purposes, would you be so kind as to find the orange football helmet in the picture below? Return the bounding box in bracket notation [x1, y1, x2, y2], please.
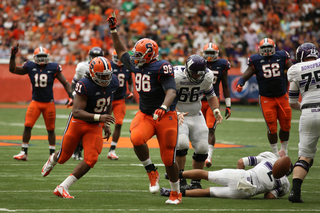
[33, 47, 50, 65]
[203, 43, 219, 62]
[131, 38, 159, 67]
[112, 49, 123, 66]
[89, 56, 113, 87]
[258, 38, 276, 56]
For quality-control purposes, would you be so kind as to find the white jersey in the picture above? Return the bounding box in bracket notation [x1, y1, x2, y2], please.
[245, 152, 290, 198]
[72, 61, 90, 83]
[174, 66, 216, 116]
[287, 58, 320, 107]
[208, 151, 290, 199]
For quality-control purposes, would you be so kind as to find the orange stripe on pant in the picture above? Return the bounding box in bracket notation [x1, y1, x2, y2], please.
[57, 116, 103, 168]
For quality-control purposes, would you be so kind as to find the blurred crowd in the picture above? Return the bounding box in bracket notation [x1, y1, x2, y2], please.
[0, 0, 320, 67]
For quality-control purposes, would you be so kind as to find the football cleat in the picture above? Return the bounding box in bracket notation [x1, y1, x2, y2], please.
[41, 154, 57, 177]
[180, 178, 190, 190]
[165, 191, 182, 205]
[205, 158, 212, 168]
[189, 180, 202, 189]
[288, 189, 304, 203]
[53, 185, 74, 199]
[13, 151, 28, 161]
[160, 187, 171, 197]
[147, 170, 160, 194]
[107, 150, 119, 160]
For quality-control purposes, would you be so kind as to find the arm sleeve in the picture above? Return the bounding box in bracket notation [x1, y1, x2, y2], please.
[289, 82, 299, 104]
[241, 156, 264, 166]
[120, 53, 133, 72]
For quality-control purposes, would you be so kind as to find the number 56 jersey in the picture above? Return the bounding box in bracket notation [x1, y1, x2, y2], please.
[287, 58, 320, 106]
[174, 66, 216, 116]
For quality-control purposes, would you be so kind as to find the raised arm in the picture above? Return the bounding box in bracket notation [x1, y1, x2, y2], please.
[9, 44, 28, 75]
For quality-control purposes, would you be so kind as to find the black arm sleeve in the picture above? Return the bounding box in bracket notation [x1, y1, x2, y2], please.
[120, 53, 133, 71]
[160, 75, 176, 91]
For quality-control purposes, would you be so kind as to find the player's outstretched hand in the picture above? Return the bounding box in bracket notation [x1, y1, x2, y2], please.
[236, 84, 243, 93]
[225, 107, 231, 119]
[11, 43, 19, 56]
[153, 105, 167, 121]
[107, 11, 117, 31]
[213, 108, 223, 124]
[100, 114, 115, 125]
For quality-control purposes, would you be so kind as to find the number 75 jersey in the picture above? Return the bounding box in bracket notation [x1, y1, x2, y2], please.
[174, 65, 215, 116]
[287, 58, 320, 106]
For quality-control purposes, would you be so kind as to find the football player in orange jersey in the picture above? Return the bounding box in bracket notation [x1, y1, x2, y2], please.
[236, 38, 293, 157]
[201, 42, 231, 168]
[107, 12, 182, 204]
[41, 56, 119, 199]
[9, 44, 73, 161]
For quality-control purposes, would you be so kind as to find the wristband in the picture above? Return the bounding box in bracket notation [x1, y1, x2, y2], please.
[177, 112, 181, 116]
[225, 97, 231, 107]
[110, 29, 117, 33]
[213, 108, 221, 118]
[10, 55, 16, 60]
[160, 105, 167, 111]
[94, 114, 101, 122]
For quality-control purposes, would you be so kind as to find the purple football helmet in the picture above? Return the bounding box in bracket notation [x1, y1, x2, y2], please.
[295, 43, 319, 62]
[185, 54, 207, 84]
[89, 47, 104, 61]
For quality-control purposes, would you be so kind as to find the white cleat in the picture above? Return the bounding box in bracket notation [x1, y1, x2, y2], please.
[13, 151, 28, 161]
[107, 150, 119, 160]
[41, 154, 57, 177]
[147, 170, 160, 194]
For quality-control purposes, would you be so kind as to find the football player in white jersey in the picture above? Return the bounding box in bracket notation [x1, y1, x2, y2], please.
[287, 42, 320, 203]
[161, 151, 291, 199]
[174, 54, 223, 190]
[71, 47, 104, 160]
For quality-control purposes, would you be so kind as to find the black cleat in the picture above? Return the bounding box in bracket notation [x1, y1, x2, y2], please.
[180, 178, 190, 190]
[288, 189, 304, 203]
[189, 180, 202, 189]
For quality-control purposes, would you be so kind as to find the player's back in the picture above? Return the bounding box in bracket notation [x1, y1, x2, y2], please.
[174, 65, 214, 115]
[74, 61, 90, 82]
[24, 61, 61, 102]
[131, 60, 177, 115]
[249, 51, 290, 97]
[288, 58, 320, 106]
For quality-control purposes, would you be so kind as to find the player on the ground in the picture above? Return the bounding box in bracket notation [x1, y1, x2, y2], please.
[107, 12, 182, 204]
[108, 49, 134, 160]
[201, 42, 231, 168]
[71, 47, 104, 160]
[287, 42, 320, 203]
[9, 44, 73, 161]
[161, 151, 291, 199]
[236, 38, 293, 157]
[174, 54, 223, 190]
[41, 56, 118, 199]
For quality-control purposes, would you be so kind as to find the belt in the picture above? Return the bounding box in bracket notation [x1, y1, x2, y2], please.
[301, 103, 320, 109]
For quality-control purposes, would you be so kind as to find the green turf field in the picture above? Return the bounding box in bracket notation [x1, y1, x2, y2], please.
[0, 103, 319, 213]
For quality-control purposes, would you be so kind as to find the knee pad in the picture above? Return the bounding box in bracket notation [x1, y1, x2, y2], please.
[293, 158, 313, 173]
[176, 149, 188, 157]
[177, 134, 190, 150]
[192, 152, 208, 162]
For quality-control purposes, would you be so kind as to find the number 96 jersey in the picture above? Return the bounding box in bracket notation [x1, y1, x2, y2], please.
[75, 76, 119, 117]
[174, 65, 216, 116]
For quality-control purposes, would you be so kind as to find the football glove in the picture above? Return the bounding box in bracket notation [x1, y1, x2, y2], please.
[225, 107, 231, 119]
[11, 43, 19, 55]
[236, 84, 243, 93]
[126, 92, 134, 100]
[153, 105, 167, 121]
[66, 98, 73, 108]
[107, 11, 117, 30]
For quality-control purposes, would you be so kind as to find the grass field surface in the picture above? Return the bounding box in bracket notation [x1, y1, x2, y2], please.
[0, 103, 319, 213]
